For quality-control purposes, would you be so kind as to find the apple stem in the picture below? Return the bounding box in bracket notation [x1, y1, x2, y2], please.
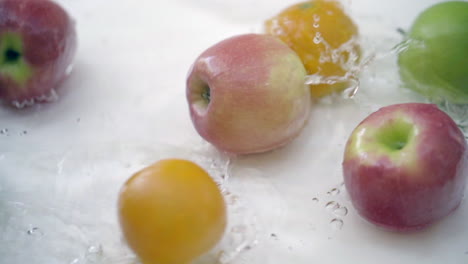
[396, 28, 407, 37]
[201, 85, 210, 103]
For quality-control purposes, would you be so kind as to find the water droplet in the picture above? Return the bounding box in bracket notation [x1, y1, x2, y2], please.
[313, 32, 322, 44]
[313, 22, 319, 28]
[227, 194, 239, 205]
[312, 197, 319, 203]
[231, 225, 247, 233]
[330, 218, 344, 230]
[325, 201, 339, 210]
[333, 206, 348, 217]
[86, 244, 103, 262]
[327, 188, 340, 195]
[0, 128, 8, 135]
[70, 258, 82, 264]
[27, 227, 42, 236]
[313, 14, 320, 22]
[326, 201, 349, 216]
[65, 64, 74, 76]
[87, 245, 102, 254]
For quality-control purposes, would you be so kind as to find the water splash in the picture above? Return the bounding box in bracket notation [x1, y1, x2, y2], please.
[437, 101, 468, 138]
[304, 36, 362, 99]
[11, 89, 58, 109]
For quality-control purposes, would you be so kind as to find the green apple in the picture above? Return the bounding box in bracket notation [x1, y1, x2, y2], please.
[398, 1, 468, 104]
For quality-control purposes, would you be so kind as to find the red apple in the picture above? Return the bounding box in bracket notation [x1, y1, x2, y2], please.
[186, 34, 310, 154]
[343, 103, 467, 231]
[0, 0, 77, 108]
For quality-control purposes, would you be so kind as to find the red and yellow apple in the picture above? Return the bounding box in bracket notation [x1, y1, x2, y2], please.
[186, 34, 311, 155]
[343, 103, 467, 231]
[0, 0, 77, 107]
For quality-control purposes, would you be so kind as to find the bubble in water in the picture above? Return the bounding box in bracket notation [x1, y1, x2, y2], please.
[1, 128, 9, 135]
[330, 218, 344, 230]
[312, 197, 319, 203]
[313, 22, 320, 28]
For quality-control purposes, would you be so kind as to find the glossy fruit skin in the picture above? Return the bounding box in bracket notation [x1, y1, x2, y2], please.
[265, 0, 360, 98]
[343, 103, 467, 231]
[186, 34, 310, 155]
[398, 1, 468, 104]
[0, 0, 77, 106]
[118, 159, 227, 264]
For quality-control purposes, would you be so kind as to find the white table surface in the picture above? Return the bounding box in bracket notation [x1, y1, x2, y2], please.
[1, 0, 467, 263]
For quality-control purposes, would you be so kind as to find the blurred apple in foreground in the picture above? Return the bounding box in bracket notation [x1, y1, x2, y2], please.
[343, 103, 467, 231]
[0, 0, 77, 108]
[186, 34, 310, 155]
[398, 1, 468, 104]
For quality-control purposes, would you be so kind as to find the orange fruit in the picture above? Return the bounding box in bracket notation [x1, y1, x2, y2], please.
[265, 0, 360, 98]
[118, 159, 227, 264]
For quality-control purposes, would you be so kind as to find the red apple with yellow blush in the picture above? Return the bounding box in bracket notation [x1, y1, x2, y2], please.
[186, 34, 311, 155]
[343, 103, 467, 231]
[0, 0, 77, 108]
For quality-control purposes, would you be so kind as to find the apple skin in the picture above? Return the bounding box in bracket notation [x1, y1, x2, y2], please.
[186, 34, 311, 155]
[0, 0, 77, 107]
[398, 1, 468, 104]
[343, 103, 467, 231]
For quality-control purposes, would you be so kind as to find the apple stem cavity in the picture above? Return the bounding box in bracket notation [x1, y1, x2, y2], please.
[201, 85, 210, 103]
[0, 32, 31, 85]
[4, 48, 21, 64]
[376, 120, 414, 151]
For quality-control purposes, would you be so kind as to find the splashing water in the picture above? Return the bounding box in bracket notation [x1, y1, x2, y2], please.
[304, 36, 363, 99]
